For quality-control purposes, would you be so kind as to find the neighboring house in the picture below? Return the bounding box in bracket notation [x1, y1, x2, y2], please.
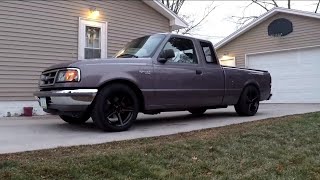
[215, 8, 320, 103]
[0, 0, 187, 116]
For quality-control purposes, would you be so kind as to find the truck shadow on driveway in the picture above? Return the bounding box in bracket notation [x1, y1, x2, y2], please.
[54, 111, 263, 132]
[135, 112, 239, 125]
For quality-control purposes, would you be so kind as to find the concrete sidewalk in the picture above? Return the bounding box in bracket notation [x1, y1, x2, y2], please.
[0, 104, 319, 154]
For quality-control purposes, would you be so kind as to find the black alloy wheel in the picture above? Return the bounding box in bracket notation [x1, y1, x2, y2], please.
[92, 84, 139, 132]
[235, 85, 260, 116]
[104, 95, 135, 127]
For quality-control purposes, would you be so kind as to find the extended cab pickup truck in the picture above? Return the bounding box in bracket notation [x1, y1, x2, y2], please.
[34, 33, 272, 132]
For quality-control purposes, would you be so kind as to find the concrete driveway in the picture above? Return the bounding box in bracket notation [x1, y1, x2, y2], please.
[0, 104, 319, 154]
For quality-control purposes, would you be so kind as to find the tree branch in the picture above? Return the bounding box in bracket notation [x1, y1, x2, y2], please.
[176, 0, 185, 14]
[252, 0, 269, 11]
[170, 0, 175, 11]
[316, 0, 320, 13]
[258, 1, 278, 7]
[181, 3, 217, 34]
[230, 15, 259, 27]
[271, 0, 278, 7]
[229, 1, 260, 28]
[231, 0, 320, 28]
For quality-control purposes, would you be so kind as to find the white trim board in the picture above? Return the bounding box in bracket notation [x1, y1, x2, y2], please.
[215, 7, 320, 49]
[78, 18, 108, 60]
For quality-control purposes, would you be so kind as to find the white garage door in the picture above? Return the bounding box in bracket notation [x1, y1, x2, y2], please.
[247, 47, 320, 103]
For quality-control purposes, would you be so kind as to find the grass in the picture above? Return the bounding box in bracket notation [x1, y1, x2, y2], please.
[1, 112, 320, 180]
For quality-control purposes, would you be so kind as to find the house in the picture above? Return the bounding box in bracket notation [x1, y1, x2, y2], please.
[215, 8, 320, 103]
[0, 0, 187, 116]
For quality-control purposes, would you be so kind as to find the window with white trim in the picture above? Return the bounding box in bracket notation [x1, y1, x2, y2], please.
[78, 18, 108, 60]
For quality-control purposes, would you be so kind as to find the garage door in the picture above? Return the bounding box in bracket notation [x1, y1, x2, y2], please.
[247, 47, 320, 103]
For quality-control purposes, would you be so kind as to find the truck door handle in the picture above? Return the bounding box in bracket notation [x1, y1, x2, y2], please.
[196, 70, 202, 75]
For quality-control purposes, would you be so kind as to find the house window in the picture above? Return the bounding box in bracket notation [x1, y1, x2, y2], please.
[78, 18, 107, 60]
[85, 26, 101, 59]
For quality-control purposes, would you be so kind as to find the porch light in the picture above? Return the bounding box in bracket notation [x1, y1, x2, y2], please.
[89, 8, 100, 19]
[220, 54, 236, 67]
[221, 55, 234, 60]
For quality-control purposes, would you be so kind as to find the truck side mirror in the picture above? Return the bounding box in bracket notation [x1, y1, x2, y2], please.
[158, 49, 175, 63]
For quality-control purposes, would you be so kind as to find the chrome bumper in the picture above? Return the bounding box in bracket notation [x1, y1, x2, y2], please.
[34, 89, 98, 110]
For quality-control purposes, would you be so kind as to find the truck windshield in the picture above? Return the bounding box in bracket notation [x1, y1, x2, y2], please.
[115, 34, 165, 58]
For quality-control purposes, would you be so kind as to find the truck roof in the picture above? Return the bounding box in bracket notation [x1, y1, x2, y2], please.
[154, 33, 213, 44]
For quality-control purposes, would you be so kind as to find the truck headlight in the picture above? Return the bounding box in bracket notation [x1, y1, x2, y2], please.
[56, 69, 80, 82]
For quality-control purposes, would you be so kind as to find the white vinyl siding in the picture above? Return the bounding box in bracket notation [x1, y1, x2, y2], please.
[217, 13, 320, 67]
[0, 0, 170, 101]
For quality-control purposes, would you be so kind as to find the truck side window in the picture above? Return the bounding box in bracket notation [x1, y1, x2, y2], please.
[162, 37, 198, 64]
[200, 41, 218, 64]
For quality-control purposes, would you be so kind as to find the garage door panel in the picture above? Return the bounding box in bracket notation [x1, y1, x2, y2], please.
[247, 47, 320, 103]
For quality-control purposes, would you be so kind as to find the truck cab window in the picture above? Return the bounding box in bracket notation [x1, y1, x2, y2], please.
[162, 37, 198, 64]
[200, 41, 218, 64]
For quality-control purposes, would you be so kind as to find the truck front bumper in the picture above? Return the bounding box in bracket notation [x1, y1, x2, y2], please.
[34, 89, 98, 114]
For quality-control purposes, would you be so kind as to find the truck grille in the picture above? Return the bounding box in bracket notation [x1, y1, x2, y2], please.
[39, 70, 58, 86]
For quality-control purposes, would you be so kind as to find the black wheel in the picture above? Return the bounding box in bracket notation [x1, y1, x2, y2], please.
[188, 108, 207, 115]
[234, 85, 260, 116]
[91, 84, 139, 132]
[59, 114, 90, 124]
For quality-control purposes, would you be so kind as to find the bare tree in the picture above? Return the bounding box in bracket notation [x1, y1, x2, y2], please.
[161, 0, 185, 14]
[232, 0, 320, 27]
[160, 0, 217, 34]
[315, 0, 320, 13]
[179, 2, 217, 35]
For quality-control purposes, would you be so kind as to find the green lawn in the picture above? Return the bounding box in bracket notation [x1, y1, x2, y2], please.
[1, 112, 320, 180]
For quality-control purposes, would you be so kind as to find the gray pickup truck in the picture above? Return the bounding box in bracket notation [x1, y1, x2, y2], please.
[34, 33, 272, 131]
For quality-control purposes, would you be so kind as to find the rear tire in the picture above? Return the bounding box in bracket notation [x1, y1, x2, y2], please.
[59, 114, 90, 124]
[234, 85, 260, 116]
[91, 84, 139, 132]
[188, 108, 207, 115]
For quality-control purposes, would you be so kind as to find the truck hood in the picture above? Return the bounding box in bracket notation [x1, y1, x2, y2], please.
[44, 58, 152, 72]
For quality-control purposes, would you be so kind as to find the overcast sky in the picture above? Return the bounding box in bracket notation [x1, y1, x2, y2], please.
[179, 1, 319, 44]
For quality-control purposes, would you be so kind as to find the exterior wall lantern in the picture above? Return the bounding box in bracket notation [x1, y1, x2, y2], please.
[220, 54, 236, 67]
[88, 8, 100, 20]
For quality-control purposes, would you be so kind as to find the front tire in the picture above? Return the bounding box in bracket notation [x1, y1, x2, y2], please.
[234, 85, 260, 116]
[59, 114, 90, 124]
[91, 84, 139, 132]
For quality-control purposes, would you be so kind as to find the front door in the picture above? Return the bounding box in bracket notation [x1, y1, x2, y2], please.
[153, 37, 205, 108]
